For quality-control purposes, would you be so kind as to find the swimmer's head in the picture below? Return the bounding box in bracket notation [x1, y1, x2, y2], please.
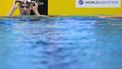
[18, 1, 32, 16]
[16, 0, 37, 16]
[16, 0, 31, 3]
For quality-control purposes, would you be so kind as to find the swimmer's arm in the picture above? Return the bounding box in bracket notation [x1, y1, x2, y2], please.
[33, 10, 49, 18]
[38, 15, 49, 18]
[33, 10, 41, 16]
[7, 7, 16, 16]
[7, 0, 19, 16]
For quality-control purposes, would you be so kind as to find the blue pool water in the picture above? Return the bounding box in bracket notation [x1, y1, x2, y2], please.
[0, 16, 122, 69]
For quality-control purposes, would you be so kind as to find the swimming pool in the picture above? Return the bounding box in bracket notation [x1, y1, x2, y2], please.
[0, 16, 122, 69]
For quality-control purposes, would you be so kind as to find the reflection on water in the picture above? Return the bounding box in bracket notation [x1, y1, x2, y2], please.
[0, 17, 122, 69]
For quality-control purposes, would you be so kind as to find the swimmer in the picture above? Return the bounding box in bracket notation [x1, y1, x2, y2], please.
[98, 14, 122, 18]
[8, 0, 47, 17]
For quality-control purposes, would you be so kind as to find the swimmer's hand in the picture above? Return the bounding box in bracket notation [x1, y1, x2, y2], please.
[7, 0, 19, 16]
[12, 0, 20, 10]
[31, 1, 41, 16]
[31, 1, 49, 18]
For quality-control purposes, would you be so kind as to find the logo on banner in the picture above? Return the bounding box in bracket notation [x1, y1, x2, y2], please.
[76, 0, 121, 8]
[79, 0, 84, 5]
